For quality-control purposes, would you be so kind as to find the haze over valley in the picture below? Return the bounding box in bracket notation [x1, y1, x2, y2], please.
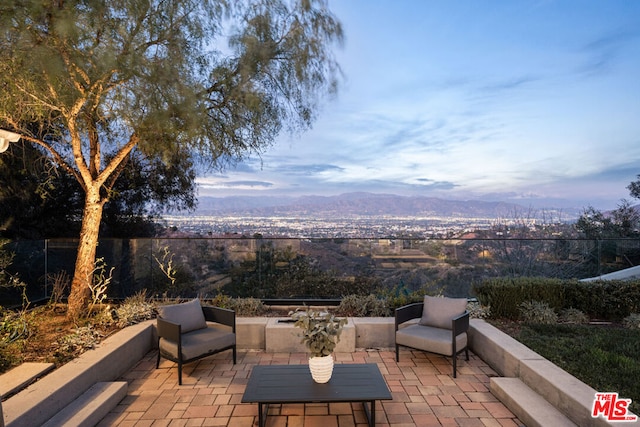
[164, 192, 579, 238]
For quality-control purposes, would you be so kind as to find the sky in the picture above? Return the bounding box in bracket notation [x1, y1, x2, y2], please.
[196, 0, 640, 211]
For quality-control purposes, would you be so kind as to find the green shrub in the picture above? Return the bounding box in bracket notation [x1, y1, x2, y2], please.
[53, 325, 104, 364]
[559, 308, 589, 324]
[378, 284, 435, 313]
[0, 308, 32, 343]
[335, 294, 389, 317]
[467, 301, 491, 319]
[114, 291, 157, 327]
[564, 280, 640, 320]
[520, 301, 558, 324]
[473, 277, 566, 320]
[474, 277, 640, 321]
[207, 293, 234, 309]
[623, 313, 640, 329]
[202, 294, 266, 315]
[0, 341, 17, 372]
[230, 297, 267, 316]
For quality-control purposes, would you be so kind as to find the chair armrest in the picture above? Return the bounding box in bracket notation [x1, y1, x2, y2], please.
[452, 311, 469, 336]
[202, 306, 236, 332]
[157, 317, 181, 342]
[395, 303, 424, 330]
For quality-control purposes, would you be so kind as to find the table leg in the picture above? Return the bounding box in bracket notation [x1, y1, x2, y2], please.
[258, 403, 266, 427]
[362, 400, 376, 427]
[371, 400, 376, 426]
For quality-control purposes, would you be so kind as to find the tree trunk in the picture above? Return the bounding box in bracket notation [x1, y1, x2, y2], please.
[67, 193, 105, 320]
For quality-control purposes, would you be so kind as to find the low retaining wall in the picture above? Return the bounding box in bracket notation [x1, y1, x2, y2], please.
[469, 319, 638, 427]
[468, 318, 542, 377]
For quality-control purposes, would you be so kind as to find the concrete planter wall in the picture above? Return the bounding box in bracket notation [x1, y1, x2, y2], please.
[236, 317, 396, 351]
[265, 317, 356, 353]
[352, 317, 396, 349]
[236, 317, 268, 349]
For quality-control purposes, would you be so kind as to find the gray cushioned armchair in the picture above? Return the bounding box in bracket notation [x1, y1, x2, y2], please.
[156, 298, 236, 385]
[395, 296, 469, 378]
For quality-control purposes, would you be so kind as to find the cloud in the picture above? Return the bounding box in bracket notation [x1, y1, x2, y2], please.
[230, 162, 262, 173]
[316, 177, 459, 196]
[415, 178, 458, 191]
[376, 118, 454, 154]
[584, 30, 638, 52]
[197, 179, 274, 190]
[478, 75, 540, 93]
[578, 162, 640, 187]
[276, 164, 344, 176]
[579, 29, 640, 76]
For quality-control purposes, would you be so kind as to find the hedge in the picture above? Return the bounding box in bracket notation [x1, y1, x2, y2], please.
[473, 277, 640, 321]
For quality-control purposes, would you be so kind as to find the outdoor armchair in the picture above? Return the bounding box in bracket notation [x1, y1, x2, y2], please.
[156, 298, 236, 385]
[395, 296, 469, 378]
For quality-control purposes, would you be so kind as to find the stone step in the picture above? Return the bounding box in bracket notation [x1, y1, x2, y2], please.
[518, 358, 636, 427]
[491, 377, 577, 427]
[41, 381, 127, 427]
[0, 363, 55, 400]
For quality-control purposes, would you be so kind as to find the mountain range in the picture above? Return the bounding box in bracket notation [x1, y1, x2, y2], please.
[192, 192, 581, 219]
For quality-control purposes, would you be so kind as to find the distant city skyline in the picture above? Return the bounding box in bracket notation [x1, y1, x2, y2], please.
[196, 1, 640, 211]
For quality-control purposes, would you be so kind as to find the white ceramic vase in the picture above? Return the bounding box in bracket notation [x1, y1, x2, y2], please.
[308, 354, 334, 383]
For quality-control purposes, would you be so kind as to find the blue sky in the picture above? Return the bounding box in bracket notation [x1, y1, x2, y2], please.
[197, 1, 640, 210]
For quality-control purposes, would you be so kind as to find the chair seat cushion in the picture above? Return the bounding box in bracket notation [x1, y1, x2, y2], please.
[159, 325, 236, 361]
[396, 324, 467, 356]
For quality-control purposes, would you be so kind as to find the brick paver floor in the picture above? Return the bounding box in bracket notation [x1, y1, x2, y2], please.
[98, 349, 523, 427]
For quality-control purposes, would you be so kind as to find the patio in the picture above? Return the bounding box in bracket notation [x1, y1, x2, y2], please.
[97, 348, 522, 427]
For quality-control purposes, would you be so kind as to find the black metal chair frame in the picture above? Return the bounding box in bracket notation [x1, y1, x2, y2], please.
[395, 302, 469, 377]
[156, 305, 236, 385]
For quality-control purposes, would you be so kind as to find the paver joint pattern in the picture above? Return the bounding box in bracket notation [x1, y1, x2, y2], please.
[97, 349, 523, 427]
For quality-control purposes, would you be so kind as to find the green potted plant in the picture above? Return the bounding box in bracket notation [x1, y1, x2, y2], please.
[290, 308, 347, 383]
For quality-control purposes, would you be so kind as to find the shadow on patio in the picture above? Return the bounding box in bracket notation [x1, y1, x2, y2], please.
[98, 348, 522, 427]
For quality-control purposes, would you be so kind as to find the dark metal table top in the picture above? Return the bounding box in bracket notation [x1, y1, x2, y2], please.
[241, 363, 392, 404]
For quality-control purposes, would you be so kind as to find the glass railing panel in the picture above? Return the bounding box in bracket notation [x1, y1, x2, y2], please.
[1, 237, 639, 304]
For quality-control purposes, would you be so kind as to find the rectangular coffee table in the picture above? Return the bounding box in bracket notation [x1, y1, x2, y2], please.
[241, 363, 392, 427]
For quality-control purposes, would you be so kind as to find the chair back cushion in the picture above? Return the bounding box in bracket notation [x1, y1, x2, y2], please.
[158, 298, 207, 333]
[419, 296, 467, 330]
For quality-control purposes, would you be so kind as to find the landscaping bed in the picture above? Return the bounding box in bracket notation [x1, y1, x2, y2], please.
[490, 319, 640, 415]
[0, 305, 121, 373]
[0, 298, 312, 374]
